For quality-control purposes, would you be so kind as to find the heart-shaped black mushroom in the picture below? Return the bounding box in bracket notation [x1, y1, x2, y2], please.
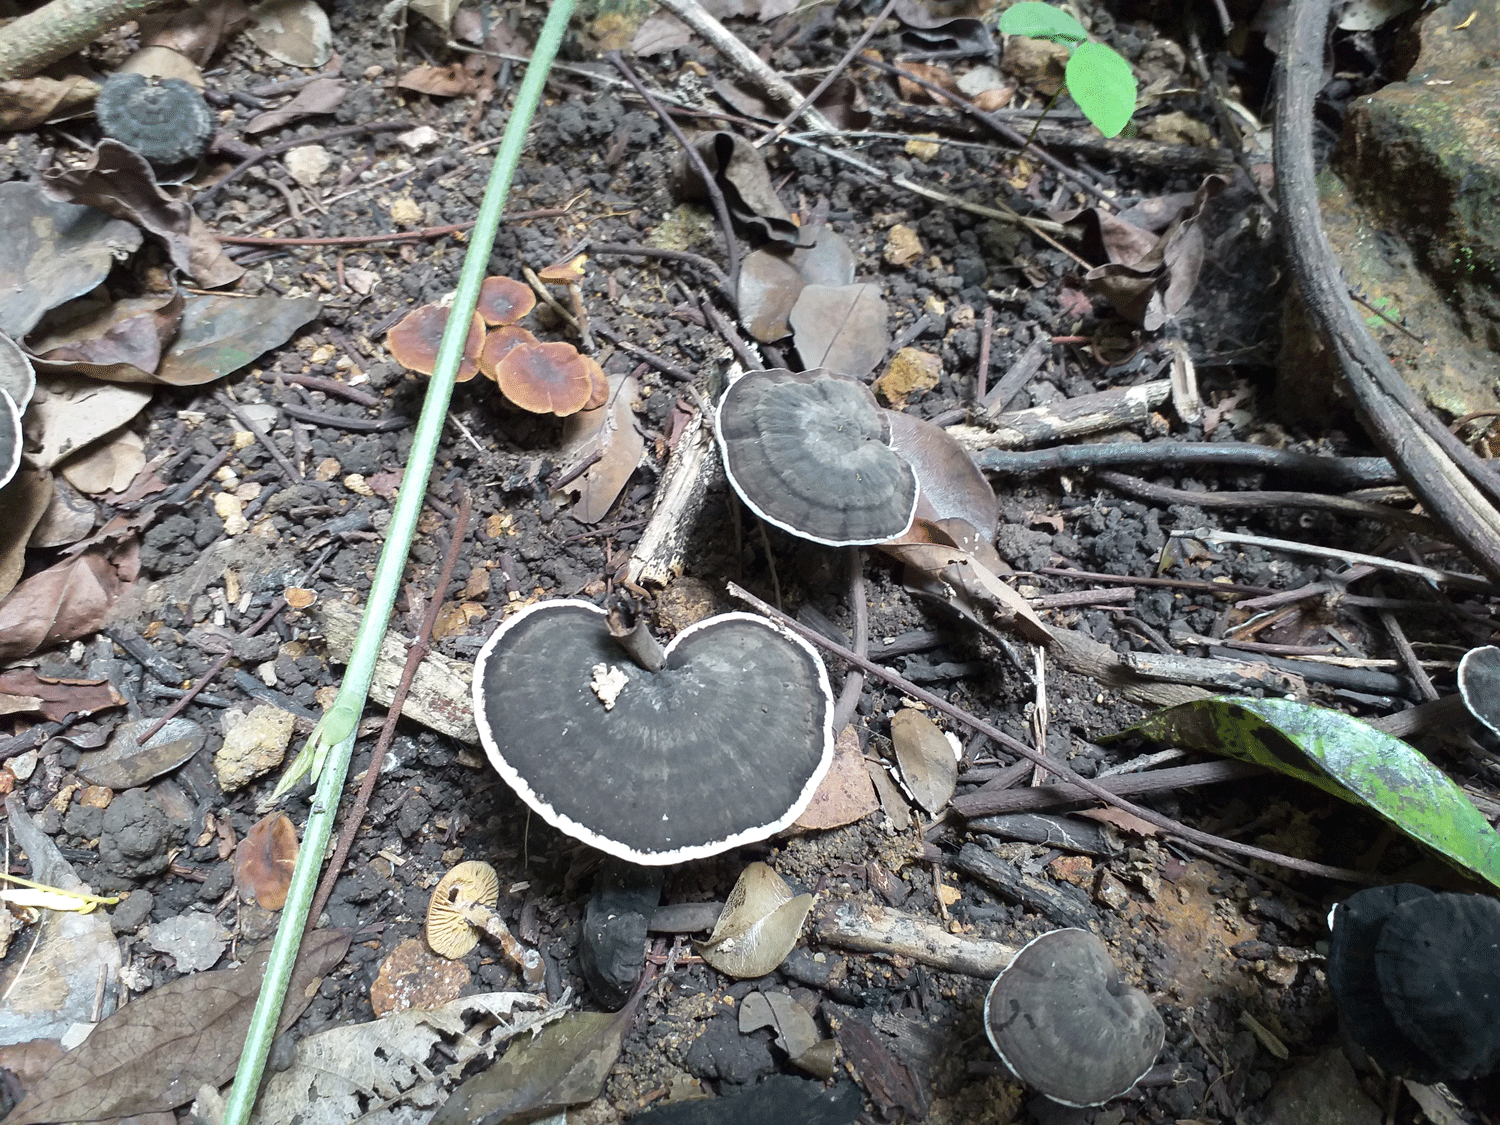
[472, 599, 835, 865]
[984, 928, 1165, 1107]
[1328, 883, 1500, 1082]
[715, 368, 918, 547]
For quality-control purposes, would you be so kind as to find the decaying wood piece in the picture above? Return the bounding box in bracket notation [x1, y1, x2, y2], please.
[950, 379, 1171, 452]
[0, 0, 172, 79]
[952, 759, 1262, 818]
[626, 398, 721, 587]
[953, 841, 1092, 930]
[812, 900, 1018, 977]
[316, 599, 476, 743]
[1276, 0, 1500, 583]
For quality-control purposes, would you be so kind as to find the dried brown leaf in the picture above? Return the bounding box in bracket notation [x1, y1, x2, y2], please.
[1084, 174, 1227, 330]
[889, 707, 958, 815]
[398, 63, 479, 97]
[243, 0, 331, 67]
[370, 938, 470, 1016]
[0, 670, 124, 722]
[884, 409, 997, 541]
[25, 375, 153, 470]
[794, 724, 879, 830]
[246, 76, 347, 134]
[0, 470, 52, 599]
[61, 430, 147, 495]
[878, 523, 1051, 644]
[3, 929, 349, 1125]
[0, 539, 139, 660]
[152, 292, 320, 386]
[431, 1009, 627, 1125]
[233, 811, 300, 909]
[140, 0, 251, 65]
[40, 142, 242, 288]
[789, 283, 889, 379]
[0, 75, 99, 131]
[29, 292, 184, 383]
[0, 181, 143, 340]
[556, 374, 644, 524]
[699, 862, 813, 979]
[77, 717, 208, 790]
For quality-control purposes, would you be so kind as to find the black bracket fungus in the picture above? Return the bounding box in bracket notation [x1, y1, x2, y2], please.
[1327, 883, 1500, 1082]
[94, 73, 214, 167]
[984, 928, 1165, 1107]
[472, 599, 835, 866]
[716, 368, 919, 547]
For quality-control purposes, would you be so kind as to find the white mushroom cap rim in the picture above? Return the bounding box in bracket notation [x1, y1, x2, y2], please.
[983, 927, 1165, 1107]
[715, 368, 919, 547]
[472, 600, 836, 866]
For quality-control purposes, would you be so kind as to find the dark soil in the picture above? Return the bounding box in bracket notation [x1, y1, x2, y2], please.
[3, 0, 1498, 1123]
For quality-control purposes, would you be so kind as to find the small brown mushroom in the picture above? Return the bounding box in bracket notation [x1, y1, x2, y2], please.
[386, 304, 486, 382]
[425, 860, 544, 985]
[476, 324, 540, 382]
[536, 254, 587, 285]
[493, 340, 597, 416]
[426, 860, 499, 959]
[476, 275, 536, 326]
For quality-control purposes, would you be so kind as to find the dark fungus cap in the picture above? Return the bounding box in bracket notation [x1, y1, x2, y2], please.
[1327, 883, 1500, 1082]
[472, 600, 835, 866]
[94, 73, 213, 166]
[984, 928, 1165, 1107]
[716, 368, 918, 547]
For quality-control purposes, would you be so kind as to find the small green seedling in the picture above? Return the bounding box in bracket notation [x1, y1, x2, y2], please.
[997, 1, 1137, 138]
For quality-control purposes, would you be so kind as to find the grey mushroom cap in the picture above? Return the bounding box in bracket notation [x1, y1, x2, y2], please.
[984, 928, 1165, 1107]
[95, 73, 213, 165]
[715, 368, 919, 547]
[472, 600, 836, 866]
[1328, 883, 1500, 1082]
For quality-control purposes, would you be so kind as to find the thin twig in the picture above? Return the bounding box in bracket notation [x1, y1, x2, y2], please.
[199, 121, 416, 203]
[757, 0, 899, 147]
[606, 51, 743, 292]
[654, 0, 838, 134]
[308, 489, 472, 929]
[135, 598, 289, 746]
[728, 581, 1377, 883]
[216, 209, 571, 247]
[218, 391, 302, 483]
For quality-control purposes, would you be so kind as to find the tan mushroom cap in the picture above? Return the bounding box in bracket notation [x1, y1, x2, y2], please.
[386, 304, 485, 383]
[476, 324, 540, 382]
[476, 275, 536, 326]
[425, 860, 501, 959]
[494, 340, 596, 416]
[536, 254, 586, 284]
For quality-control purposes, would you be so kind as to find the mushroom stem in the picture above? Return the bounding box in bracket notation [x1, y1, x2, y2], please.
[607, 597, 667, 671]
[456, 900, 546, 987]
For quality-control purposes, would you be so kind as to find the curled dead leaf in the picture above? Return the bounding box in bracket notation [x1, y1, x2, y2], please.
[699, 862, 814, 979]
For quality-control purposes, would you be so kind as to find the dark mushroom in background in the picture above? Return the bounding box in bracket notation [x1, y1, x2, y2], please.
[94, 72, 213, 167]
[984, 928, 1165, 1107]
[471, 599, 835, 866]
[715, 368, 918, 547]
[1327, 883, 1500, 1083]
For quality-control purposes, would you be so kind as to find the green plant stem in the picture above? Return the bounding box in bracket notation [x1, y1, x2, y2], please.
[217, 3, 577, 1121]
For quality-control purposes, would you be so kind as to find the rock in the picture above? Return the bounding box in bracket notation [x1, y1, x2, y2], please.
[109, 889, 154, 933]
[97, 788, 189, 886]
[579, 860, 661, 1010]
[1259, 1047, 1382, 1125]
[145, 911, 227, 972]
[214, 704, 296, 792]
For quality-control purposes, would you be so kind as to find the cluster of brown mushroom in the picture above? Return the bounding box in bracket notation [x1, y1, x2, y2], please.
[386, 274, 606, 417]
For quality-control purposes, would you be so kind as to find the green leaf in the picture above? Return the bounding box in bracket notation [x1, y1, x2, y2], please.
[1065, 41, 1137, 137]
[998, 1, 1087, 45]
[1133, 696, 1500, 890]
